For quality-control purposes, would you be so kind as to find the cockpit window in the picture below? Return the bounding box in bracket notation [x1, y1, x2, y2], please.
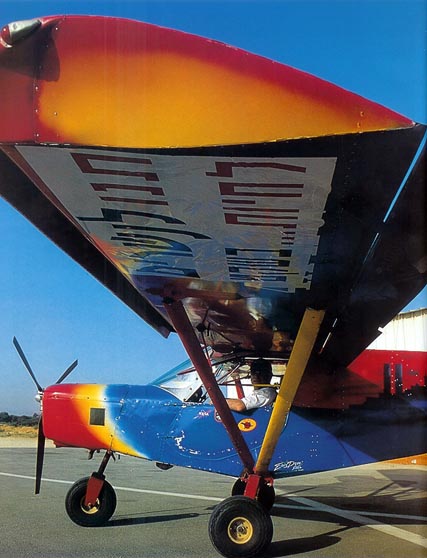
[150, 355, 240, 402]
[150, 354, 285, 403]
[149, 358, 201, 401]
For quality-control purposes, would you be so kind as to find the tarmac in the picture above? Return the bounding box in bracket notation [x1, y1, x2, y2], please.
[0, 437, 426, 558]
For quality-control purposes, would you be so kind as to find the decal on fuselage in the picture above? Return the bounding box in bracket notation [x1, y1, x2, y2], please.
[238, 418, 257, 432]
[17, 147, 336, 293]
[273, 460, 304, 473]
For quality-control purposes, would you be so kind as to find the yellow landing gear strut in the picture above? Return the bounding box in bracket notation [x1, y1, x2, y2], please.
[256, 308, 325, 474]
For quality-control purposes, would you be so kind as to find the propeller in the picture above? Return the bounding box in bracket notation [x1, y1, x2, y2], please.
[12, 337, 78, 494]
[13, 337, 43, 394]
[55, 359, 78, 385]
[35, 415, 45, 495]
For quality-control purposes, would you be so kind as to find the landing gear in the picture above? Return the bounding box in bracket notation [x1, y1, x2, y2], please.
[209, 496, 273, 558]
[65, 450, 116, 527]
[65, 476, 117, 527]
[231, 478, 275, 510]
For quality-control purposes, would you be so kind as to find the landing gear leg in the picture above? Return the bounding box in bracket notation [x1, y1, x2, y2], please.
[214, 308, 325, 557]
[231, 475, 275, 510]
[65, 451, 117, 527]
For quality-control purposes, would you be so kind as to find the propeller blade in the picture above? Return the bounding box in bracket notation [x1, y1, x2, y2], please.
[55, 359, 78, 385]
[35, 415, 45, 495]
[13, 337, 43, 393]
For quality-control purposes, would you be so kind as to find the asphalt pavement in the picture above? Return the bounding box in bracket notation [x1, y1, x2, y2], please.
[0, 445, 426, 558]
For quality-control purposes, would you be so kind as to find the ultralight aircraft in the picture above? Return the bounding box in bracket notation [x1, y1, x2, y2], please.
[0, 15, 426, 558]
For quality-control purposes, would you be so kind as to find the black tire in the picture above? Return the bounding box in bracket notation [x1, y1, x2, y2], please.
[231, 478, 276, 511]
[65, 476, 116, 527]
[209, 496, 273, 558]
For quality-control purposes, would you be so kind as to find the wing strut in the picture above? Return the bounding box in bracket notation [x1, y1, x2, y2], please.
[164, 299, 255, 472]
[255, 308, 325, 474]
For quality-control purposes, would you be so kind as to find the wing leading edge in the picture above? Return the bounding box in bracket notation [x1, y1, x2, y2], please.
[0, 15, 425, 365]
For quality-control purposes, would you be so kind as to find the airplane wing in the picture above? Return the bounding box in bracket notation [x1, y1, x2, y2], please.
[0, 15, 425, 368]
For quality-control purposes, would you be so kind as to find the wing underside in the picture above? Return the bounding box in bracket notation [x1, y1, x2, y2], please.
[0, 15, 425, 367]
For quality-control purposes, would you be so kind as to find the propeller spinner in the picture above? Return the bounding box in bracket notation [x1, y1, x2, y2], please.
[12, 337, 78, 494]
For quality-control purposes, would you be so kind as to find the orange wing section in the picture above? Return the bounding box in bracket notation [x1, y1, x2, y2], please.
[0, 15, 412, 148]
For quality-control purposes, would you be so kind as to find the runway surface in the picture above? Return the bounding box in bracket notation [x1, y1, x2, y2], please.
[0, 444, 426, 558]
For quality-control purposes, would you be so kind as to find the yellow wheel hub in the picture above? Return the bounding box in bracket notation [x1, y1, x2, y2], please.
[80, 497, 100, 515]
[227, 516, 254, 544]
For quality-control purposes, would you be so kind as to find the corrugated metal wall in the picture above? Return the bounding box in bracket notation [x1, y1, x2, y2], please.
[368, 308, 427, 351]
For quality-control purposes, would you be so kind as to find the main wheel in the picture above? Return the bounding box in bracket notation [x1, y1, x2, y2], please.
[209, 496, 273, 558]
[65, 476, 117, 527]
[231, 478, 276, 510]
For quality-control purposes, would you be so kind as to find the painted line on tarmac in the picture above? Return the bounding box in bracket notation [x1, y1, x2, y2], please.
[114, 484, 222, 502]
[0, 472, 73, 485]
[0, 471, 221, 502]
[274, 490, 427, 522]
[282, 495, 427, 549]
[274, 501, 427, 523]
[1, 471, 426, 548]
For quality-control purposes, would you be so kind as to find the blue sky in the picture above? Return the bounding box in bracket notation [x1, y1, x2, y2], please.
[0, 0, 426, 414]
